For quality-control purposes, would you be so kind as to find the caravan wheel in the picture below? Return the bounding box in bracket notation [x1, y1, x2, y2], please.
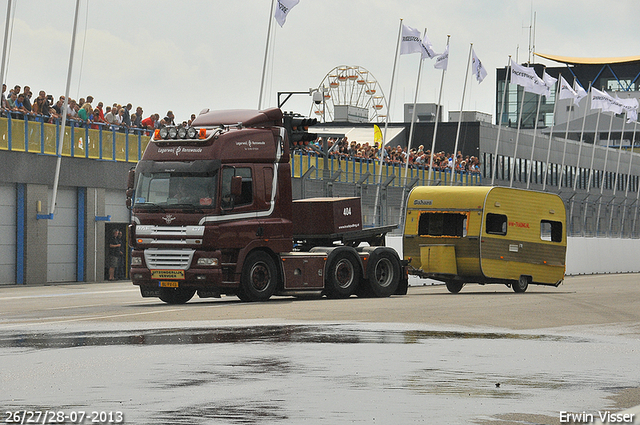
[445, 280, 464, 294]
[513, 276, 530, 293]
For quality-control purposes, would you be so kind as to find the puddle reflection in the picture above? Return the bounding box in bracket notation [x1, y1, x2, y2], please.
[0, 325, 587, 350]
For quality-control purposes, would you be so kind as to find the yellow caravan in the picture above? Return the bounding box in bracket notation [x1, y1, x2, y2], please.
[403, 186, 566, 293]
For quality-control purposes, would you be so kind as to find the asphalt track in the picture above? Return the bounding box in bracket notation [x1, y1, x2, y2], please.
[0, 274, 638, 424]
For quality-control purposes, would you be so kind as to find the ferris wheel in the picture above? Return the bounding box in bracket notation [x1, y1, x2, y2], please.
[311, 66, 388, 123]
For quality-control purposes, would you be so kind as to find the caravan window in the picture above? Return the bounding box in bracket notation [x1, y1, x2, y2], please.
[418, 212, 467, 237]
[541, 220, 563, 242]
[486, 213, 507, 235]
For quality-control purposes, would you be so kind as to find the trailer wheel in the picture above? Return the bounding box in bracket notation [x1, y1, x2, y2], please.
[445, 280, 464, 294]
[359, 250, 400, 298]
[239, 251, 278, 302]
[325, 251, 360, 298]
[159, 287, 196, 304]
[513, 275, 530, 293]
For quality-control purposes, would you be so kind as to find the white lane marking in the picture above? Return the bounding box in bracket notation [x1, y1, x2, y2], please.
[0, 288, 140, 301]
[0, 307, 189, 328]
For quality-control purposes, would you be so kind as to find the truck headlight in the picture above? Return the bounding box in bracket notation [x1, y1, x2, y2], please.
[131, 256, 143, 266]
[197, 258, 219, 266]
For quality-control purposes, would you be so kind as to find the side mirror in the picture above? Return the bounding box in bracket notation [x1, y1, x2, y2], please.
[230, 175, 242, 198]
[127, 168, 136, 190]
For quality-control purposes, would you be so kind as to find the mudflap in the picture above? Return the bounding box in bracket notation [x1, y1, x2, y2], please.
[394, 260, 410, 295]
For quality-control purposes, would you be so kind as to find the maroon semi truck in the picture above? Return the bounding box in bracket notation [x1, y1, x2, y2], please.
[126, 107, 407, 303]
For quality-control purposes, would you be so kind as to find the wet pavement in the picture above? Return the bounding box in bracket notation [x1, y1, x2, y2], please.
[2, 321, 639, 424]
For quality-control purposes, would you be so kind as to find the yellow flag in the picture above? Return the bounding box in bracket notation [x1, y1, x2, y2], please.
[374, 125, 382, 147]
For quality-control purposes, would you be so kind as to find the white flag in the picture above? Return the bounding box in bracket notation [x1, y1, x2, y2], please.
[274, 0, 300, 27]
[471, 49, 487, 83]
[616, 95, 639, 122]
[591, 88, 625, 114]
[420, 33, 437, 60]
[400, 24, 423, 55]
[510, 59, 547, 96]
[557, 76, 578, 102]
[434, 44, 449, 70]
[542, 71, 557, 98]
[574, 82, 588, 106]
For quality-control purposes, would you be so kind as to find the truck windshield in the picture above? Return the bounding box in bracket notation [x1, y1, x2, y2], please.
[133, 171, 218, 209]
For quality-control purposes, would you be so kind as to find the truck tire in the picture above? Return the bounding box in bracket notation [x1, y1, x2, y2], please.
[239, 250, 278, 302]
[359, 249, 400, 298]
[325, 249, 361, 299]
[513, 275, 530, 293]
[445, 280, 464, 294]
[159, 287, 196, 304]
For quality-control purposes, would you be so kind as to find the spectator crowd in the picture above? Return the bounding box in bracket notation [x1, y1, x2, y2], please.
[0, 83, 198, 134]
[0, 82, 480, 173]
[298, 137, 481, 174]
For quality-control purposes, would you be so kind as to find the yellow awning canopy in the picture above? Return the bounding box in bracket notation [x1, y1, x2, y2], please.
[534, 52, 640, 65]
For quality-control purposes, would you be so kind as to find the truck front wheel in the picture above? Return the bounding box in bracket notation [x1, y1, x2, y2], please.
[325, 251, 360, 298]
[239, 251, 278, 302]
[159, 287, 196, 304]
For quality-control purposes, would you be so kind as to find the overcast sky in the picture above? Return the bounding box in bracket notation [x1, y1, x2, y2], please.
[3, 0, 638, 124]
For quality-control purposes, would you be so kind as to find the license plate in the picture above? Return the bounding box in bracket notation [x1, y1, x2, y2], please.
[151, 270, 185, 280]
[159, 281, 179, 288]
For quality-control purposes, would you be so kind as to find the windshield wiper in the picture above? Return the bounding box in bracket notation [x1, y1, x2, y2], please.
[135, 203, 166, 212]
[166, 203, 208, 213]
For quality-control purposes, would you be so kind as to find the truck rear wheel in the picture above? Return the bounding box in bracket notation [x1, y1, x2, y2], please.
[325, 250, 360, 298]
[159, 287, 196, 304]
[359, 249, 400, 298]
[513, 275, 530, 293]
[239, 251, 278, 302]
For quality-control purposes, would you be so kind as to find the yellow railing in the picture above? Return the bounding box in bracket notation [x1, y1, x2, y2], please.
[0, 115, 151, 162]
[0, 116, 482, 186]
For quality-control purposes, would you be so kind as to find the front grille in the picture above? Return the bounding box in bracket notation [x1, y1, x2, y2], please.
[136, 225, 204, 237]
[144, 249, 195, 270]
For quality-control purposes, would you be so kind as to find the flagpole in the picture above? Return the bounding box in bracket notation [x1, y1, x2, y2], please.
[451, 43, 472, 186]
[0, 0, 12, 99]
[608, 114, 626, 234]
[50, 0, 80, 217]
[373, 18, 403, 226]
[620, 120, 638, 237]
[258, 0, 276, 110]
[585, 109, 603, 193]
[542, 73, 561, 191]
[556, 76, 575, 191]
[399, 27, 426, 229]
[572, 85, 592, 193]
[509, 80, 527, 188]
[627, 121, 639, 236]
[595, 111, 614, 235]
[581, 107, 601, 235]
[428, 35, 449, 186]
[526, 87, 544, 189]
[569, 85, 591, 235]
[491, 56, 510, 186]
